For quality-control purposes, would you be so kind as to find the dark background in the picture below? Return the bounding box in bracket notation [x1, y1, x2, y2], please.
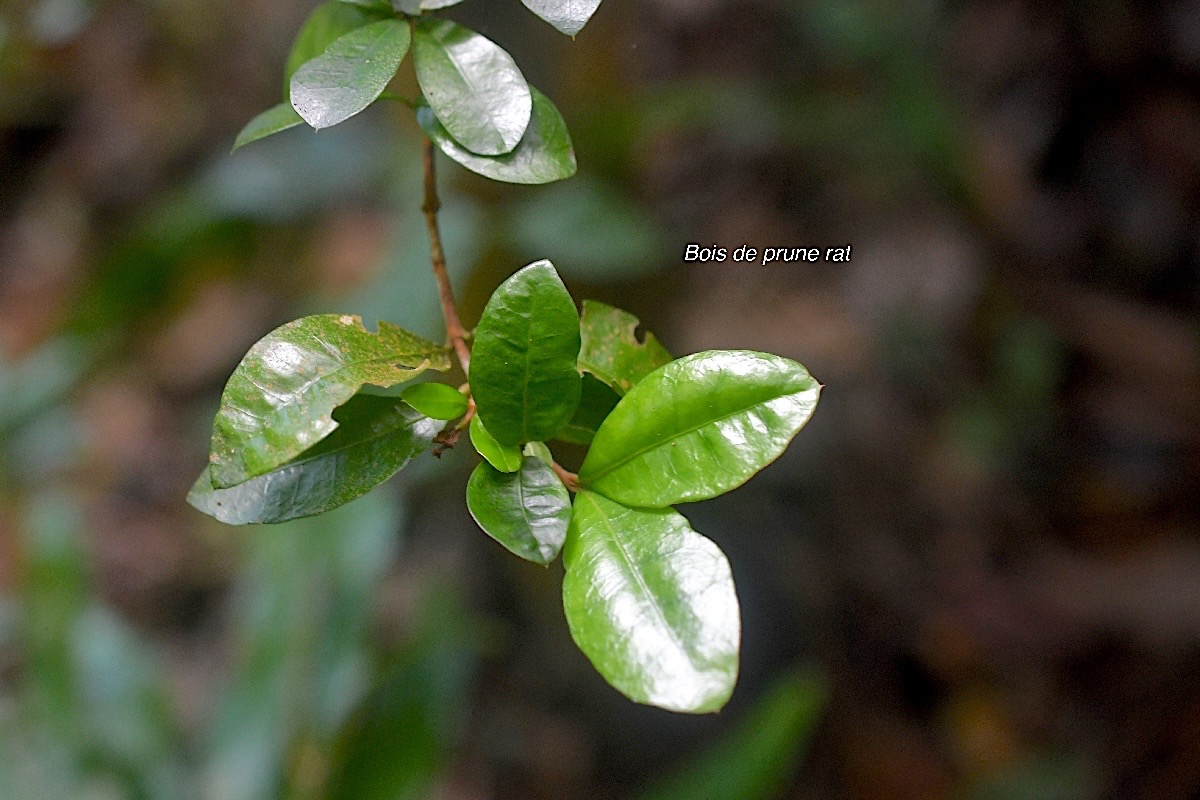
[2, 0, 1199, 798]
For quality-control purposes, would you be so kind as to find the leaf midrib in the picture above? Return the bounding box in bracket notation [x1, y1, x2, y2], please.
[582, 381, 804, 484]
[579, 493, 688, 666]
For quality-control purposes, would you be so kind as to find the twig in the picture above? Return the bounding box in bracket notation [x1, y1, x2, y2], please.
[551, 461, 581, 493]
[422, 138, 472, 375]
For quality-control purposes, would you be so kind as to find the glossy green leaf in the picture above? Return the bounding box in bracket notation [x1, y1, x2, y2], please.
[466, 459, 571, 565]
[555, 373, 618, 446]
[469, 415, 522, 473]
[470, 260, 581, 446]
[578, 300, 671, 395]
[209, 314, 448, 489]
[579, 351, 820, 507]
[290, 19, 411, 130]
[417, 88, 576, 184]
[232, 103, 304, 151]
[639, 670, 826, 800]
[191, 396, 442, 524]
[412, 19, 531, 156]
[285, 2, 385, 92]
[519, 0, 602, 36]
[563, 492, 740, 713]
[523, 440, 553, 465]
[399, 382, 467, 420]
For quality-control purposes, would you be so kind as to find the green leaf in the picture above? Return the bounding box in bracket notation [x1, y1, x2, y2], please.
[469, 415, 522, 473]
[523, 440, 553, 465]
[417, 88, 576, 184]
[233, 103, 304, 151]
[555, 374, 618, 445]
[466, 458, 570, 565]
[563, 492, 740, 713]
[209, 314, 448, 489]
[190, 396, 442, 524]
[578, 300, 672, 395]
[470, 260, 581, 446]
[290, 19, 411, 130]
[399, 382, 467, 420]
[638, 670, 826, 800]
[578, 351, 820, 507]
[412, 19, 531, 156]
[519, 0, 602, 36]
[285, 2, 386, 93]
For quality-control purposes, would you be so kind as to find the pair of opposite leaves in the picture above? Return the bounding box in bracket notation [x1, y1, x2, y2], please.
[235, 1, 581, 185]
[190, 261, 821, 712]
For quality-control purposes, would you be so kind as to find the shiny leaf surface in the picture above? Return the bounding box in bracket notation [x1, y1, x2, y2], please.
[555, 373, 618, 446]
[563, 492, 740, 713]
[190, 396, 442, 524]
[417, 88, 576, 184]
[209, 314, 448, 488]
[399, 382, 468, 420]
[469, 415, 522, 473]
[470, 260, 581, 446]
[290, 19, 411, 129]
[232, 103, 304, 151]
[578, 300, 672, 395]
[579, 351, 820, 507]
[285, 2, 384, 93]
[412, 19, 531, 156]
[519, 0, 603, 36]
[466, 458, 570, 565]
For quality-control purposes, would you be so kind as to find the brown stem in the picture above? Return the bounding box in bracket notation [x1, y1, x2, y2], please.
[422, 138, 472, 375]
[551, 461, 581, 493]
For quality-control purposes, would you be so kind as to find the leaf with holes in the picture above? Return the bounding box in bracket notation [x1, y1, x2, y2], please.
[578, 300, 671, 395]
[208, 314, 448, 489]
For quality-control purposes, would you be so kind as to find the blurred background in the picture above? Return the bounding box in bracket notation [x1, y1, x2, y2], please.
[2, 0, 1199, 797]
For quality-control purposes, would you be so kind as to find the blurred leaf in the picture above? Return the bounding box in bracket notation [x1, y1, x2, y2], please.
[578, 300, 671, 395]
[418, 88, 577, 184]
[471, 260, 581, 446]
[579, 351, 820, 507]
[0, 336, 88, 436]
[190, 396, 443, 524]
[232, 103, 303, 152]
[508, 175, 662, 280]
[523, 440, 553, 464]
[325, 588, 479, 800]
[203, 489, 403, 800]
[413, 18, 531, 155]
[399, 382, 468, 420]
[639, 670, 826, 800]
[208, 314, 447, 488]
[285, 2, 387, 93]
[291, 19, 411, 129]
[554, 373, 618, 446]
[466, 458, 570, 565]
[469, 415, 522, 473]
[520, 0, 602, 36]
[564, 492, 740, 713]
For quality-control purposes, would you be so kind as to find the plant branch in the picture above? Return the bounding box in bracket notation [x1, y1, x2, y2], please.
[422, 138, 472, 375]
[552, 461, 580, 492]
